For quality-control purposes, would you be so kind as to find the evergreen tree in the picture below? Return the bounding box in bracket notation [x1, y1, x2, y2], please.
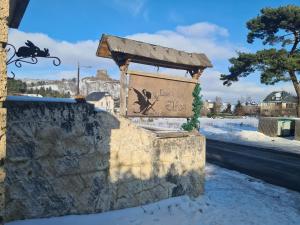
[223, 103, 232, 114]
[7, 79, 71, 98]
[182, 83, 202, 131]
[221, 5, 300, 117]
[7, 79, 27, 94]
[234, 100, 245, 116]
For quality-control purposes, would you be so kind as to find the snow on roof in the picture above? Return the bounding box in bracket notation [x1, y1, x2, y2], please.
[263, 91, 297, 103]
[97, 34, 213, 70]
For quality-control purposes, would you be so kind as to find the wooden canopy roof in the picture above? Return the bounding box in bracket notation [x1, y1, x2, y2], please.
[96, 34, 212, 70]
[8, 0, 30, 28]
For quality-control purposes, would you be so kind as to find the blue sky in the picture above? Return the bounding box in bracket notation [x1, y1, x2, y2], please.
[8, 0, 299, 102]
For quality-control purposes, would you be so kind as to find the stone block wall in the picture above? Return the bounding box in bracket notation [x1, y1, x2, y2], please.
[4, 99, 205, 222]
[0, 0, 8, 102]
[0, 0, 8, 223]
[258, 117, 278, 137]
[295, 120, 300, 141]
[109, 118, 205, 210]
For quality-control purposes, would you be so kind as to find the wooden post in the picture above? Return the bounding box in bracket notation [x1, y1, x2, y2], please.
[119, 59, 130, 116]
[189, 67, 204, 81]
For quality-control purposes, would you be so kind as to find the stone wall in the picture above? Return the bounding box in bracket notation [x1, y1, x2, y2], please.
[258, 117, 278, 137]
[0, 0, 8, 223]
[4, 99, 205, 222]
[295, 120, 300, 141]
[259, 117, 300, 140]
[0, 0, 8, 101]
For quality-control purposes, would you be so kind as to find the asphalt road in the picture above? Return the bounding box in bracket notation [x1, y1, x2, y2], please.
[206, 139, 300, 192]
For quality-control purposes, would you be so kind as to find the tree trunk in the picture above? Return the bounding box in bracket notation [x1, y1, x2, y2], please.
[292, 85, 300, 117]
[294, 85, 300, 118]
[288, 71, 300, 117]
[297, 92, 300, 117]
[288, 32, 300, 117]
[295, 84, 300, 117]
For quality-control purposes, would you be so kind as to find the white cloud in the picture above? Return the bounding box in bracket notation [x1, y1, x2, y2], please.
[176, 22, 229, 38]
[15, 70, 78, 80]
[8, 22, 235, 78]
[200, 69, 295, 103]
[126, 23, 235, 60]
[8, 29, 114, 69]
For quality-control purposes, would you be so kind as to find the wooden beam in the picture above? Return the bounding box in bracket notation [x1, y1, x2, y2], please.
[119, 59, 130, 116]
[189, 67, 205, 80]
[127, 70, 197, 84]
[8, 0, 30, 28]
[107, 52, 209, 72]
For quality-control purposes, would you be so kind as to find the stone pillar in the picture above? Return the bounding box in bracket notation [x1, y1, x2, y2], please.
[258, 117, 278, 137]
[0, 0, 8, 223]
[295, 119, 300, 141]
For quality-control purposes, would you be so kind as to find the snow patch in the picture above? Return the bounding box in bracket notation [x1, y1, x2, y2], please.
[200, 118, 300, 154]
[7, 164, 300, 225]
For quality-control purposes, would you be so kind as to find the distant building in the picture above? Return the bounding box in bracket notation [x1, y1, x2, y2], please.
[86, 92, 114, 113]
[95, 69, 113, 81]
[204, 100, 214, 111]
[22, 69, 120, 99]
[81, 70, 120, 99]
[243, 101, 260, 116]
[260, 91, 298, 117]
[201, 100, 214, 116]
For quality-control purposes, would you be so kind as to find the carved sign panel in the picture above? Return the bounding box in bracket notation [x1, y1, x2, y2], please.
[127, 71, 196, 117]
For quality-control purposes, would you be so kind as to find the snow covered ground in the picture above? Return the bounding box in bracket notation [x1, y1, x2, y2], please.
[200, 117, 300, 154]
[7, 164, 300, 225]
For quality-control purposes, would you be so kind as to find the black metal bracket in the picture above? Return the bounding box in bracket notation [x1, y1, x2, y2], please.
[2, 40, 61, 68]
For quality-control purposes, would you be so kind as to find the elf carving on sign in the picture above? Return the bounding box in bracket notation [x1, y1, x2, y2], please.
[133, 88, 159, 115]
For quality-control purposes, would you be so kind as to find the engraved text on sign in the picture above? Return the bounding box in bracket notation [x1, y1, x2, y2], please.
[127, 71, 196, 117]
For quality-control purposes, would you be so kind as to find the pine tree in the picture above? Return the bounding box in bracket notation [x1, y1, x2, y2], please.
[221, 5, 300, 117]
[7, 79, 27, 94]
[223, 103, 232, 114]
[234, 100, 245, 116]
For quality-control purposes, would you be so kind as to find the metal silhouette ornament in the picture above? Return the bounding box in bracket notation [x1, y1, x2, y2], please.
[132, 88, 159, 115]
[5, 40, 61, 67]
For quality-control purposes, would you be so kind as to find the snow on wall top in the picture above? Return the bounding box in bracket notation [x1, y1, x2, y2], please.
[6, 96, 77, 103]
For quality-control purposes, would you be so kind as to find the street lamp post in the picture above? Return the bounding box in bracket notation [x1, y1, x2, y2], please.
[77, 62, 91, 96]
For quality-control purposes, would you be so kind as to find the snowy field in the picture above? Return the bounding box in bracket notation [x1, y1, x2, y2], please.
[200, 117, 300, 153]
[131, 117, 300, 153]
[7, 164, 300, 225]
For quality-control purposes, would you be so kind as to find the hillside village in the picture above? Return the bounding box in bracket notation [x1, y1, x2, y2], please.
[16, 74, 298, 117]
[17, 70, 121, 112]
[23, 70, 120, 98]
